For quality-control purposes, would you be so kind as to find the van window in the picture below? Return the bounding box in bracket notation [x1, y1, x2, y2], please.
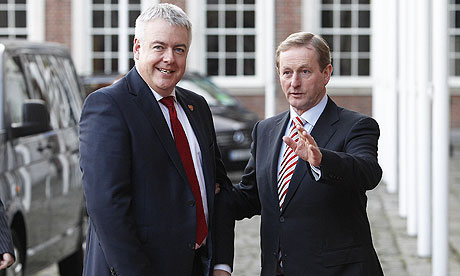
[4, 54, 30, 126]
[23, 54, 82, 129]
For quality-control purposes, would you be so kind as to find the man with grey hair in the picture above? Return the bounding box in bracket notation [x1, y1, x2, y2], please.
[213, 32, 383, 275]
[80, 3, 231, 275]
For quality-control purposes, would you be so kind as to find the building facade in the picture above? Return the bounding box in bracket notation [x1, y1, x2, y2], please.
[1, 0, 458, 127]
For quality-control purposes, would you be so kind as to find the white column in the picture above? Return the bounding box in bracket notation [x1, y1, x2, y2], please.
[27, 0, 45, 41]
[186, 0, 206, 74]
[432, 0, 450, 274]
[118, 0, 129, 74]
[264, 0, 276, 118]
[416, 0, 432, 257]
[398, 0, 408, 218]
[406, 0, 418, 236]
[72, 0, 91, 75]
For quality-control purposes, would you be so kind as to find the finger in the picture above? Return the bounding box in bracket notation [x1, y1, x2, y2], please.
[283, 136, 297, 151]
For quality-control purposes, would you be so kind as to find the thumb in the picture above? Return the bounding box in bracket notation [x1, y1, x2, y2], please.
[282, 136, 297, 151]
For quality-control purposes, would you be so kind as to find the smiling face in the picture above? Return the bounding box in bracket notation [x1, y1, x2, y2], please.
[278, 46, 332, 115]
[133, 19, 189, 96]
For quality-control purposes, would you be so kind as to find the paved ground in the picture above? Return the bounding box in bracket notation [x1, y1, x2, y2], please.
[35, 131, 460, 276]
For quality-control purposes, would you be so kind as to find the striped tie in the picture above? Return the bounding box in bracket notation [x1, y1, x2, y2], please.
[278, 116, 305, 209]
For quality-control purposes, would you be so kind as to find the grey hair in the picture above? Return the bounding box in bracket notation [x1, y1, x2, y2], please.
[135, 3, 192, 43]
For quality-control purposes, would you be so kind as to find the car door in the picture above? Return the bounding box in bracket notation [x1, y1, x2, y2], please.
[22, 52, 84, 261]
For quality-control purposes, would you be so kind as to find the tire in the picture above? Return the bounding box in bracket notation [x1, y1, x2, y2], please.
[57, 246, 83, 276]
[0, 230, 25, 276]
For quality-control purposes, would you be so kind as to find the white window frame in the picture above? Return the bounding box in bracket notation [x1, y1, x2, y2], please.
[316, 0, 372, 89]
[188, 0, 265, 93]
[0, 0, 28, 38]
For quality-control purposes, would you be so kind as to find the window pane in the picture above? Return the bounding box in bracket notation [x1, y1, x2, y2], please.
[111, 35, 118, 51]
[93, 0, 104, 4]
[340, 35, 351, 52]
[0, 0, 6, 3]
[455, 59, 460, 75]
[359, 11, 370, 28]
[455, 35, 460, 52]
[93, 11, 104, 27]
[244, 11, 255, 28]
[226, 35, 237, 52]
[225, 11, 237, 28]
[322, 35, 334, 52]
[358, 35, 370, 52]
[15, 0, 26, 3]
[129, 10, 139, 27]
[111, 10, 118, 28]
[226, 0, 237, 3]
[340, 11, 352, 28]
[207, 35, 219, 52]
[358, 58, 370, 75]
[207, 11, 218, 28]
[322, 0, 333, 3]
[16, 35, 27, 39]
[93, 59, 104, 73]
[322, 10, 333, 28]
[244, 35, 255, 52]
[129, 0, 141, 3]
[112, 58, 118, 72]
[111, 0, 118, 3]
[244, 0, 255, 4]
[359, 0, 370, 3]
[129, 58, 135, 69]
[129, 35, 135, 50]
[93, 35, 105, 52]
[207, 58, 219, 76]
[340, 58, 351, 75]
[341, 0, 351, 3]
[207, 0, 218, 4]
[244, 59, 255, 75]
[225, 59, 237, 75]
[456, 11, 460, 28]
[15, 10, 26, 28]
[0, 11, 7, 28]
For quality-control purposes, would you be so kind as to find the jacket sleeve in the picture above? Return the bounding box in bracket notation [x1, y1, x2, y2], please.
[79, 91, 154, 275]
[0, 200, 14, 258]
[318, 116, 382, 191]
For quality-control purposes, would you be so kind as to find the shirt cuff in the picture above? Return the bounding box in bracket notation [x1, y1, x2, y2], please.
[214, 264, 232, 274]
[310, 164, 321, 181]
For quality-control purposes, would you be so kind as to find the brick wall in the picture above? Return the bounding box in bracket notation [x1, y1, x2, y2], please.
[275, 0, 302, 46]
[452, 95, 460, 128]
[45, 0, 72, 50]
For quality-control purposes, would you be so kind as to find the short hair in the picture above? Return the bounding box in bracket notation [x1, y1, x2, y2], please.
[275, 32, 331, 71]
[134, 3, 192, 43]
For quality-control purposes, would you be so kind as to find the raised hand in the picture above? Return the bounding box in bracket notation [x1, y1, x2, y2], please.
[282, 124, 322, 167]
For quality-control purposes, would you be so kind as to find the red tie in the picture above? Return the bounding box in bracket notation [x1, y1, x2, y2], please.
[278, 116, 305, 209]
[160, 96, 208, 245]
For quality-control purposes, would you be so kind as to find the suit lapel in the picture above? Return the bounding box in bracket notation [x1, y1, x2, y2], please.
[127, 68, 189, 184]
[269, 112, 290, 209]
[281, 97, 339, 213]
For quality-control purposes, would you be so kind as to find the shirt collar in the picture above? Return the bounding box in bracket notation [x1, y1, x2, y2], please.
[289, 93, 328, 127]
[135, 65, 176, 102]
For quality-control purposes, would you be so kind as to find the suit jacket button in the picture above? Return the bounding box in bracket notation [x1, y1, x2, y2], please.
[279, 216, 285, 223]
[187, 200, 195, 207]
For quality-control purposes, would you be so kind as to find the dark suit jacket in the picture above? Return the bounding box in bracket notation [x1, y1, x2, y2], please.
[214, 97, 383, 276]
[0, 201, 14, 259]
[79, 68, 230, 276]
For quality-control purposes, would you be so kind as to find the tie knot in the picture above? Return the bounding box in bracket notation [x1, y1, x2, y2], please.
[160, 96, 175, 109]
[292, 116, 305, 128]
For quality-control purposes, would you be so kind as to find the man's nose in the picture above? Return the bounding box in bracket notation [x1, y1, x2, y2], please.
[291, 72, 301, 87]
[163, 49, 175, 63]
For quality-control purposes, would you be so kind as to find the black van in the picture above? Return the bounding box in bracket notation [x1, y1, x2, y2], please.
[0, 40, 85, 275]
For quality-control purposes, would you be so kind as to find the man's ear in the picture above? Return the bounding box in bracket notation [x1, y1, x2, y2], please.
[322, 64, 333, 85]
[133, 38, 141, 60]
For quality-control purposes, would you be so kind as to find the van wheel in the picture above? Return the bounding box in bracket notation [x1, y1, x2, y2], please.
[57, 246, 83, 276]
[0, 230, 25, 276]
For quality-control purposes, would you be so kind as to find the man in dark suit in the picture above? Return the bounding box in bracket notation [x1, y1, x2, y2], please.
[213, 32, 383, 276]
[0, 201, 14, 271]
[79, 3, 231, 276]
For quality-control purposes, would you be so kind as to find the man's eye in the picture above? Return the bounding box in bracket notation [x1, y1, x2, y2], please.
[175, 48, 185, 53]
[283, 71, 291, 75]
[303, 70, 310, 74]
[153, 45, 164, 50]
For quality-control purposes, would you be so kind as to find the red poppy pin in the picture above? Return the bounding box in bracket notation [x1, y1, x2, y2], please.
[188, 105, 194, 111]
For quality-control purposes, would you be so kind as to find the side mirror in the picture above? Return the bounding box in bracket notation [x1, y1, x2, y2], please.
[10, 99, 51, 138]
